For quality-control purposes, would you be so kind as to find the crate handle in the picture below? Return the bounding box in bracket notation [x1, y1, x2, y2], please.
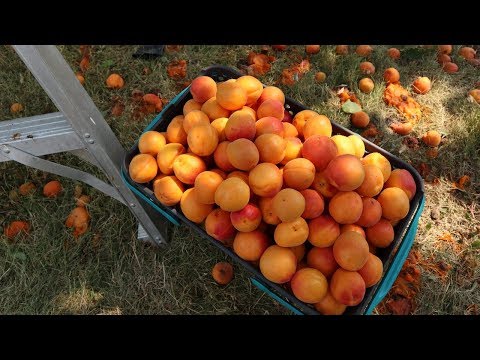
[365, 196, 426, 314]
[250, 278, 304, 315]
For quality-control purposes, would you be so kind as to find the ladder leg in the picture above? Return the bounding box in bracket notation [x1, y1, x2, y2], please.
[12, 45, 168, 246]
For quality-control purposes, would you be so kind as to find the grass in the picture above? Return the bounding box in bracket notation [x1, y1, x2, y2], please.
[0, 45, 479, 315]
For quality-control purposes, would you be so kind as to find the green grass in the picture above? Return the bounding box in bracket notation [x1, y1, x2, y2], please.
[1, 45, 479, 315]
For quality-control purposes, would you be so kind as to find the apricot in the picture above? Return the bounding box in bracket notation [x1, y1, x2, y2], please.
[214, 177, 250, 212]
[351, 111, 370, 128]
[201, 97, 230, 120]
[211, 117, 229, 142]
[212, 262, 233, 285]
[183, 99, 202, 116]
[291, 268, 328, 303]
[330, 268, 366, 306]
[249, 163, 283, 197]
[307, 246, 338, 278]
[227, 170, 249, 184]
[106, 74, 124, 89]
[356, 165, 383, 198]
[326, 155, 365, 191]
[283, 122, 298, 138]
[257, 86, 285, 105]
[172, 153, 206, 185]
[356, 45, 373, 56]
[233, 230, 270, 261]
[314, 291, 347, 315]
[187, 124, 219, 156]
[358, 78, 374, 93]
[359, 61, 375, 75]
[257, 99, 284, 120]
[302, 135, 338, 171]
[412, 77, 432, 94]
[366, 219, 394, 248]
[216, 80, 248, 111]
[193, 171, 224, 205]
[205, 208, 236, 243]
[362, 152, 391, 182]
[272, 188, 305, 222]
[330, 135, 356, 156]
[384, 67, 400, 83]
[356, 198, 382, 227]
[306, 45, 321, 54]
[157, 143, 186, 175]
[300, 189, 324, 219]
[459, 46, 476, 60]
[348, 135, 365, 159]
[315, 72, 326, 83]
[308, 215, 340, 248]
[283, 158, 316, 191]
[421, 130, 441, 147]
[443, 62, 458, 73]
[303, 115, 332, 139]
[259, 245, 297, 284]
[153, 175, 184, 206]
[438, 45, 452, 55]
[336, 45, 349, 55]
[387, 48, 400, 60]
[183, 110, 210, 133]
[311, 170, 338, 199]
[255, 116, 285, 138]
[292, 110, 320, 137]
[291, 244, 306, 262]
[469, 89, 480, 104]
[166, 115, 188, 145]
[274, 217, 309, 247]
[333, 231, 369, 271]
[340, 224, 366, 238]
[328, 191, 363, 224]
[358, 253, 383, 287]
[255, 134, 286, 164]
[377, 187, 410, 221]
[259, 197, 281, 225]
[225, 110, 256, 141]
[437, 53, 451, 65]
[278, 137, 302, 166]
[226, 139, 259, 171]
[129, 154, 158, 183]
[241, 106, 257, 121]
[282, 110, 293, 123]
[384, 169, 417, 200]
[43, 180, 62, 198]
[179, 188, 213, 223]
[190, 76, 217, 103]
[236, 75, 263, 105]
[231, 203, 262, 232]
[138, 131, 166, 156]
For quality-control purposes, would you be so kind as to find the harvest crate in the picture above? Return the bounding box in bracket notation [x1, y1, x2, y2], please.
[121, 65, 425, 315]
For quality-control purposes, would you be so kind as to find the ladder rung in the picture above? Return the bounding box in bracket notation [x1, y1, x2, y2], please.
[0, 112, 84, 162]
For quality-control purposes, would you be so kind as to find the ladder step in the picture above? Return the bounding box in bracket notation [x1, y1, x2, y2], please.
[0, 112, 84, 162]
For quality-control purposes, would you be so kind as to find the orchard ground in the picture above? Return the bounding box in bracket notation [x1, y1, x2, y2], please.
[0, 45, 479, 315]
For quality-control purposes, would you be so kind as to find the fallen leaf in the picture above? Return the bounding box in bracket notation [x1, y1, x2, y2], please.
[415, 162, 431, 179]
[431, 177, 440, 185]
[143, 67, 151, 75]
[426, 147, 439, 159]
[386, 297, 412, 315]
[165, 45, 182, 53]
[341, 100, 362, 114]
[74, 185, 83, 199]
[361, 124, 379, 138]
[402, 136, 420, 150]
[131, 89, 144, 102]
[247, 52, 273, 77]
[453, 175, 470, 190]
[79, 56, 90, 72]
[167, 60, 187, 79]
[111, 101, 125, 117]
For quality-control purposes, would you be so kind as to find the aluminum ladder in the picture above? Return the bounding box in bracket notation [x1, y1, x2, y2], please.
[0, 45, 168, 246]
